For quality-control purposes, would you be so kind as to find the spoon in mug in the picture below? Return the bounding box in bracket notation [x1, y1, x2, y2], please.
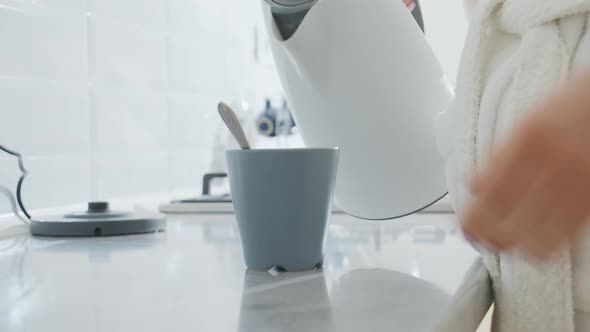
[217, 102, 251, 150]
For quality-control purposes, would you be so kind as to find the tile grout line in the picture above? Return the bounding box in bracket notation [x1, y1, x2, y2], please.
[86, 8, 99, 201]
[164, 0, 174, 194]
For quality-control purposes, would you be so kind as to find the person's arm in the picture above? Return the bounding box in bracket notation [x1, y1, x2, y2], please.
[462, 72, 590, 259]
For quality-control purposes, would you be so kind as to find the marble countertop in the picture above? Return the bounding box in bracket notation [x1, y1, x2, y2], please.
[0, 212, 489, 332]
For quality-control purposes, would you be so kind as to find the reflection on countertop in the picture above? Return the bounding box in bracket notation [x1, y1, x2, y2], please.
[0, 212, 479, 332]
[239, 268, 452, 332]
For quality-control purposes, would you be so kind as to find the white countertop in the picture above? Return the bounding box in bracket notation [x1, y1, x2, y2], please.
[0, 212, 485, 332]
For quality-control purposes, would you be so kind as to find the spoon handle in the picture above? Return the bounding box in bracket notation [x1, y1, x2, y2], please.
[218, 102, 251, 150]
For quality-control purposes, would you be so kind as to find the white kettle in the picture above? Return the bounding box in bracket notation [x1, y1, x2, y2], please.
[262, 0, 454, 220]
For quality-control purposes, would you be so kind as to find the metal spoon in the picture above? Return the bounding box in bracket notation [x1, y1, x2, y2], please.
[217, 102, 251, 150]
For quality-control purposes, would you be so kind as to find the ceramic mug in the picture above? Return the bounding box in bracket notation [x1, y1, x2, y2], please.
[226, 148, 339, 271]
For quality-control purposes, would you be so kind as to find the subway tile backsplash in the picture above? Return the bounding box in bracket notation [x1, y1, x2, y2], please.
[92, 85, 169, 153]
[0, 0, 283, 213]
[0, 3, 88, 82]
[94, 152, 170, 199]
[0, 78, 91, 156]
[92, 14, 168, 89]
[168, 92, 220, 151]
[20, 155, 93, 212]
[89, 0, 167, 30]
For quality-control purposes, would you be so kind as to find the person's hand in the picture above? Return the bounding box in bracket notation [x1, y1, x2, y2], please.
[462, 73, 590, 259]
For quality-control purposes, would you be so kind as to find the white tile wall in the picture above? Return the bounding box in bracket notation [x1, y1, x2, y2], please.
[168, 0, 228, 37]
[21, 156, 93, 211]
[33, 0, 88, 11]
[0, 2, 87, 81]
[169, 150, 212, 192]
[168, 35, 211, 93]
[0, 155, 92, 213]
[91, 14, 168, 89]
[89, 0, 167, 29]
[94, 152, 169, 199]
[0, 78, 91, 156]
[168, 92, 220, 151]
[93, 85, 169, 153]
[0, 0, 469, 214]
[0, 0, 284, 214]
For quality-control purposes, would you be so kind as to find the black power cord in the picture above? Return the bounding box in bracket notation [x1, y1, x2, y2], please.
[0, 145, 31, 220]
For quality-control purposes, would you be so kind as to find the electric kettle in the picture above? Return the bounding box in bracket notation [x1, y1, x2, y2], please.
[262, 0, 454, 219]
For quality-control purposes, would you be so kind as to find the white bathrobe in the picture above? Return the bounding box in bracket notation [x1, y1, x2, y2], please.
[436, 0, 590, 331]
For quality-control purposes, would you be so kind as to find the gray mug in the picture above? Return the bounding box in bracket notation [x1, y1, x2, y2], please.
[226, 148, 339, 271]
